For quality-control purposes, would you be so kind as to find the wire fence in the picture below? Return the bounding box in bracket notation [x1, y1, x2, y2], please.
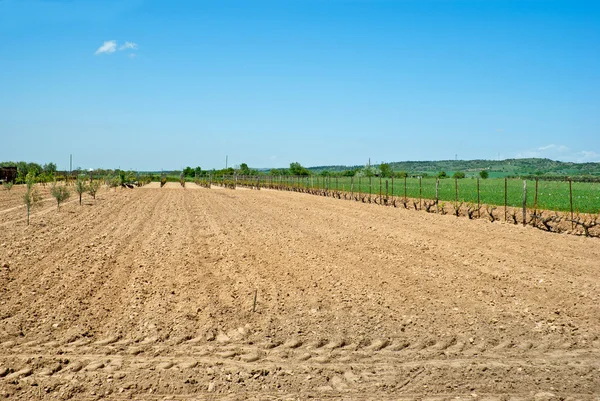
[203, 174, 600, 237]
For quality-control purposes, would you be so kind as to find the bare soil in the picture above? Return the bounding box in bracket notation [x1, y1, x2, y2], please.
[1, 185, 599, 400]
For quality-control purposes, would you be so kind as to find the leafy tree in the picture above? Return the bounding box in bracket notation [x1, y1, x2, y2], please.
[320, 170, 330, 177]
[396, 171, 408, 178]
[438, 171, 447, 178]
[194, 166, 203, 176]
[360, 165, 377, 177]
[51, 181, 70, 210]
[183, 166, 195, 177]
[239, 163, 251, 176]
[289, 162, 310, 176]
[479, 170, 489, 179]
[88, 180, 100, 200]
[269, 168, 288, 176]
[453, 171, 466, 179]
[23, 173, 42, 225]
[43, 162, 57, 175]
[379, 163, 393, 178]
[342, 169, 358, 177]
[75, 176, 88, 205]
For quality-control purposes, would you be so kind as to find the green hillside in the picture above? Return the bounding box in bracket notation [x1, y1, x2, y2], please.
[308, 158, 600, 178]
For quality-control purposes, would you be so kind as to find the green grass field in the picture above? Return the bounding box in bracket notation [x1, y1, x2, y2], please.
[257, 176, 600, 214]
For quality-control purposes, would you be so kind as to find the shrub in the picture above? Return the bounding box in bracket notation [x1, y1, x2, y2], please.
[438, 171, 447, 178]
[51, 182, 70, 210]
[479, 170, 489, 179]
[109, 177, 121, 190]
[75, 176, 88, 205]
[88, 180, 100, 199]
[2, 182, 13, 191]
[453, 171, 466, 179]
[23, 174, 42, 225]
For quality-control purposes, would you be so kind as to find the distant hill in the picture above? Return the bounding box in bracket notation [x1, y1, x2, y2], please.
[307, 158, 600, 178]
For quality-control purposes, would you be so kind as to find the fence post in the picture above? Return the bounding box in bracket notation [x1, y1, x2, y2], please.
[351, 176, 354, 200]
[419, 176, 422, 210]
[569, 179, 574, 229]
[379, 177, 382, 204]
[534, 178, 539, 226]
[435, 178, 439, 213]
[369, 176, 372, 202]
[477, 177, 481, 218]
[404, 176, 407, 201]
[504, 177, 508, 221]
[522, 180, 527, 227]
[385, 179, 389, 204]
[391, 176, 394, 204]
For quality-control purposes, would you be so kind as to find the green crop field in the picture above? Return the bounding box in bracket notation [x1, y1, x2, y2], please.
[244, 176, 600, 214]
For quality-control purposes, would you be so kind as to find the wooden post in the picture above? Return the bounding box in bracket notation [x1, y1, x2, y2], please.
[404, 176, 407, 201]
[569, 179, 574, 229]
[379, 176, 382, 204]
[391, 176, 394, 203]
[369, 176, 372, 202]
[435, 178, 439, 213]
[522, 180, 527, 227]
[534, 178, 539, 226]
[419, 176, 422, 210]
[351, 176, 354, 200]
[477, 177, 480, 218]
[385, 179, 389, 204]
[252, 290, 257, 312]
[504, 177, 508, 221]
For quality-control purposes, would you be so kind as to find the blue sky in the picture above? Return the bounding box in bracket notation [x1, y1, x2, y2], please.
[1, 0, 599, 171]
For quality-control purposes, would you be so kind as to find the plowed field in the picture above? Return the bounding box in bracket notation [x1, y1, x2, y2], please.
[1, 184, 599, 400]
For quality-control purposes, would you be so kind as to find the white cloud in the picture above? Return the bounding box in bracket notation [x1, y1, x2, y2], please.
[575, 151, 600, 163]
[538, 144, 569, 152]
[119, 41, 138, 51]
[94, 40, 117, 55]
[516, 145, 599, 162]
[128, 53, 137, 59]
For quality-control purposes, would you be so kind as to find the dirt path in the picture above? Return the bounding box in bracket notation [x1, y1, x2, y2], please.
[0, 187, 599, 399]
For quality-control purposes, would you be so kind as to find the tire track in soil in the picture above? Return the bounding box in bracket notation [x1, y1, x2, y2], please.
[1, 187, 599, 399]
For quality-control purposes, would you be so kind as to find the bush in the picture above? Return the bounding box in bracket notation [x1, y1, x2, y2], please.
[75, 176, 88, 205]
[23, 174, 42, 225]
[2, 182, 13, 191]
[109, 176, 121, 189]
[479, 170, 489, 179]
[453, 171, 466, 179]
[88, 180, 100, 199]
[51, 182, 71, 210]
[438, 171, 447, 179]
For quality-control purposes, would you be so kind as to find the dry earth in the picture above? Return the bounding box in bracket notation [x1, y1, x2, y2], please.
[0, 184, 599, 400]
